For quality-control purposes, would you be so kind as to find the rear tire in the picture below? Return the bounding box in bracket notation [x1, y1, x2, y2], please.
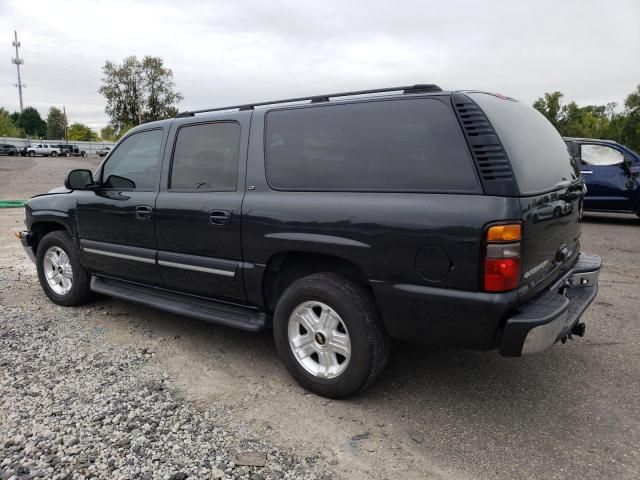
[273, 273, 389, 398]
[28, 151, 35, 157]
[51, 151, 58, 157]
[36, 231, 92, 306]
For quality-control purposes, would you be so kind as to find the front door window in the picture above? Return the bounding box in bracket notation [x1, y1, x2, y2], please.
[101, 129, 163, 190]
[581, 144, 624, 166]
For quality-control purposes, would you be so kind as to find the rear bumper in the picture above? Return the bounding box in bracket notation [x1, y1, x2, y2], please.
[499, 252, 601, 356]
[17, 230, 36, 264]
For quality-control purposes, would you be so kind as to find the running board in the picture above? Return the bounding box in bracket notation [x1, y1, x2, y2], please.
[90, 276, 269, 331]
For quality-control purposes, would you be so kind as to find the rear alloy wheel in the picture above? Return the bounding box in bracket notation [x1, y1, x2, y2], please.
[287, 300, 352, 379]
[51, 151, 58, 157]
[273, 273, 389, 398]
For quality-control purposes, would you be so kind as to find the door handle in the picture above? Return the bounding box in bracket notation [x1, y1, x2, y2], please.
[209, 210, 231, 225]
[581, 170, 593, 175]
[135, 205, 153, 220]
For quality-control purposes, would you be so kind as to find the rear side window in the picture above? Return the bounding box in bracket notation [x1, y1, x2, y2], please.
[265, 99, 479, 192]
[468, 93, 580, 195]
[170, 122, 240, 191]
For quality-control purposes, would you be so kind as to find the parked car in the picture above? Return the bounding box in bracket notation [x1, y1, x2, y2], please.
[67, 144, 88, 157]
[25, 143, 60, 157]
[0, 143, 19, 156]
[53, 144, 73, 156]
[18, 85, 601, 398]
[55, 144, 88, 157]
[97, 146, 111, 157]
[564, 137, 640, 217]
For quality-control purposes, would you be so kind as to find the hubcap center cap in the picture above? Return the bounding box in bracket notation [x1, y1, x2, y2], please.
[314, 332, 326, 346]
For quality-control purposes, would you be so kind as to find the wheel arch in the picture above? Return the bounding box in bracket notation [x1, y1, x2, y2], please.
[30, 219, 73, 255]
[262, 251, 372, 312]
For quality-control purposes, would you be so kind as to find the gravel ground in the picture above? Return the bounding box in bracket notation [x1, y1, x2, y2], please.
[1, 155, 639, 480]
[0, 265, 334, 480]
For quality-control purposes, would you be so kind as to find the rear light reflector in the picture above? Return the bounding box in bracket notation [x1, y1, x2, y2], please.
[486, 242, 521, 258]
[484, 223, 522, 292]
[484, 257, 521, 292]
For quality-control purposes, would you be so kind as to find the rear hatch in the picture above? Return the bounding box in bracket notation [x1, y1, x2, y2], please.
[468, 92, 584, 298]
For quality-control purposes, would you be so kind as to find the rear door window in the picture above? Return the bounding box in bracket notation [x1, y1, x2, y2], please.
[170, 122, 240, 191]
[265, 99, 479, 192]
[468, 93, 580, 195]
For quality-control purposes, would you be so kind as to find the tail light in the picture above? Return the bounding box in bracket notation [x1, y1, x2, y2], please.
[484, 223, 522, 292]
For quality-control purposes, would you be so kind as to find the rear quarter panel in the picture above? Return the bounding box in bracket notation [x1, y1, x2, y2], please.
[242, 110, 523, 348]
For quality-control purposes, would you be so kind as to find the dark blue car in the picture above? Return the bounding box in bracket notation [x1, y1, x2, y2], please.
[565, 137, 640, 217]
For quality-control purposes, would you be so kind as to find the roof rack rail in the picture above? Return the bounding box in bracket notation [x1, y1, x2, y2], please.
[175, 84, 442, 118]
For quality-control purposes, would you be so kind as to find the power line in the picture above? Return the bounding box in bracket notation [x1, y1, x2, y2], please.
[11, 30, 25, 113]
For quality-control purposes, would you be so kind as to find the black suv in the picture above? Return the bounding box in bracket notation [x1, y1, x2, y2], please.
[19, 85, 601, 398]
[55, 144, 88, 157]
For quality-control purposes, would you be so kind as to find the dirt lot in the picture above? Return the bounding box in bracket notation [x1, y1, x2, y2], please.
[1, 155, 639, 479]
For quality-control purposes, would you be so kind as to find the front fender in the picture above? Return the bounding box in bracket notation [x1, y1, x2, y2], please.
[25, 193, 78, 237]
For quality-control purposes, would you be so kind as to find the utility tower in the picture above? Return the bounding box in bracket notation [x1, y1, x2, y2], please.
[12, 30, 25, 113]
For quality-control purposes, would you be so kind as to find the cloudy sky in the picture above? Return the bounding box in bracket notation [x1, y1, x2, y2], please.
[1, 0, 639, 130]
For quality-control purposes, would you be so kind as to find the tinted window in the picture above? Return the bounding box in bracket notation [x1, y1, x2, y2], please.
[581, 144, 624, 166]
[265, 99, 479, 192]
[468, 93, 580, 195]
[102, 129, 163, 190]
[170, 122, 240, 191]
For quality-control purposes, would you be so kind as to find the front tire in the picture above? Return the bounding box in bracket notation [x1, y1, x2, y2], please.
[36, 231, 92, 306]
[273, 273, 389, 398]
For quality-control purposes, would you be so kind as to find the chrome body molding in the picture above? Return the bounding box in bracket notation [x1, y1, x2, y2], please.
[157, 259, 236, 277]
[82, 248, 156, 264]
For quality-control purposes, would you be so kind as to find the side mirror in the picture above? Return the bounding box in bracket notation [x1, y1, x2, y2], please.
[626, 162, 640, 176]
[65, 169, 95, 190]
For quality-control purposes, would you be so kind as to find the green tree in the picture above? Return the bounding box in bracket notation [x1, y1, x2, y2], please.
[68, 123, 97, 141]
[116, 123, 134, 140]
[98, 55, 183, 135]
[46, 107, 67, 140]
[532, 91, 564, 127]
[16, 106, 46, 137]
[99, 125, 116, 141]
[620, 85, 640, 152]
[0, 108, 21, 137]
[532, 84, 640, 152]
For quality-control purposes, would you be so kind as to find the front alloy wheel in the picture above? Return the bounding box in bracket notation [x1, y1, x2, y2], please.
[43, 246, 73, 295]
[36, 230, 92, 306]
